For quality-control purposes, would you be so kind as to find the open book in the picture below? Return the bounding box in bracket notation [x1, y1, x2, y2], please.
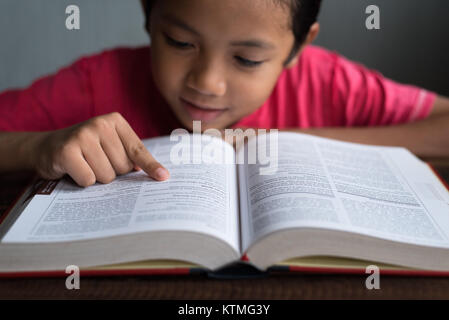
[1, 132, 449, 276]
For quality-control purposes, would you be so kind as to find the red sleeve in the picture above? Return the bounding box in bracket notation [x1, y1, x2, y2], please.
[330, 53, 437, 127]
[0, 57, 95, 132]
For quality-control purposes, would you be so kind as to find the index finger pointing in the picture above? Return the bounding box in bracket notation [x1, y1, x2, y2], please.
[113, 116, 170, 181]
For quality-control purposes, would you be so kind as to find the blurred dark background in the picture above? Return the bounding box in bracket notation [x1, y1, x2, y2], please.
[0, 0, 448, 95]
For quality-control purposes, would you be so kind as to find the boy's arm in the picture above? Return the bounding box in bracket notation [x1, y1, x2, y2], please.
[0, 113, 170, 186]
[288, 95, 449, 159]
[0, 131, 46, 172]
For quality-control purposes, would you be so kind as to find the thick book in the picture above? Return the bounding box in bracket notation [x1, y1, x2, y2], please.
[1, 132, 449, 278]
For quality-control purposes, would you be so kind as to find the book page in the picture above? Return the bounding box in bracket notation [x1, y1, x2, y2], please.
[1, 135, 240, 253]
[239, 132, 449, 252]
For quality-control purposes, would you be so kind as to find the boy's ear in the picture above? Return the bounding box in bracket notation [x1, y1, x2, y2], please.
[304, 22, 320, 47]
[285, 22, 320, 69]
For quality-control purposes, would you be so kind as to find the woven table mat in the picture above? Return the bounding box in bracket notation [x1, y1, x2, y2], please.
[2, 274, 449, 299]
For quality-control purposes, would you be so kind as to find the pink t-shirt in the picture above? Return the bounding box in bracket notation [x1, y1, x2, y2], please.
[0, 45, 436, 138]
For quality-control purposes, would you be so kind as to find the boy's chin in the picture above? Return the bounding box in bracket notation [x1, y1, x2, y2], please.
[181, 119, 226, 132]
[177, 115, 232, 133]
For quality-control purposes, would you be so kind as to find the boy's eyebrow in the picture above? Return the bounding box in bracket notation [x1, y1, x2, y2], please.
[162, 14, 276, 50]
[230, 40, 276, 50]
[162, 14, 202, 36]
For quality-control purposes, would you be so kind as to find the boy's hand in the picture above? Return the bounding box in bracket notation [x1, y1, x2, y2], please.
[32, 112, 169, 187]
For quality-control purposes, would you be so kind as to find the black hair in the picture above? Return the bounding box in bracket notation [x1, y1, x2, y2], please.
[143, 0, 322, 65]
[284, 0, 322, 64]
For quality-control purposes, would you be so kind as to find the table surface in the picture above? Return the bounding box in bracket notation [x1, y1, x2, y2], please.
[1, 163, 449, 300]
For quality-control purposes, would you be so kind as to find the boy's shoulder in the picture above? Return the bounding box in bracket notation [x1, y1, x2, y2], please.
[299, 45, 340, 70]
[302, 45, 336, 57]
[293, 45, 374, 83]
[280, 45, 341, 85]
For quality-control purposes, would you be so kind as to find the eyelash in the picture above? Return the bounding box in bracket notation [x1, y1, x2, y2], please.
[164, 34, 193, 49]
[163, 34, 264, 68]
[234, 56, 264, 68]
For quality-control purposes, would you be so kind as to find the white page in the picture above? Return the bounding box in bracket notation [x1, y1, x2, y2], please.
[239, 132, 449, 252]
[2, 135, 240, 253]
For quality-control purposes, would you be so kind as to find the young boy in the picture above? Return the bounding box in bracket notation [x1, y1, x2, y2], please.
[0, 0, 448, 188]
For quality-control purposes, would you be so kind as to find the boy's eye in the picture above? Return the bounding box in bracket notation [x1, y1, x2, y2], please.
[163, 33, 263, 68]
[235, 56, 264, 68]
[164, 34, 193, 49]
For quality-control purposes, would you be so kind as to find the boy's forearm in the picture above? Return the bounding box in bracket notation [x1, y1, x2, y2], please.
[290, 113, 449, 159]
[0, 131, 46, 173]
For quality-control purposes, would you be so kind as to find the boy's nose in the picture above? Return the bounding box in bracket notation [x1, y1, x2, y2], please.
[186, 58, 227, 97]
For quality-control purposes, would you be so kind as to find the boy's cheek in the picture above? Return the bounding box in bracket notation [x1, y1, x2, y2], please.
[232, 81, 276, 114]
[151, 58, 185, 103]
[151, 43, 185, 85]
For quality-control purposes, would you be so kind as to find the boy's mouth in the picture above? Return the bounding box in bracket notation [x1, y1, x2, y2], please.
[180, 98, 227, 123]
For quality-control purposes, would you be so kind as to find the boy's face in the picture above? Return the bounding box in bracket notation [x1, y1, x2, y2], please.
[149, 0, 297, 131]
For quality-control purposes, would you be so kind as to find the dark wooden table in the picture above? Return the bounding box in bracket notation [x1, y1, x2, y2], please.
[1, 164, 449, 300]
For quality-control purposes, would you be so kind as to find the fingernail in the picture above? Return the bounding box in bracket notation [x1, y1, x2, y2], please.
[155, 167, 169, 181]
